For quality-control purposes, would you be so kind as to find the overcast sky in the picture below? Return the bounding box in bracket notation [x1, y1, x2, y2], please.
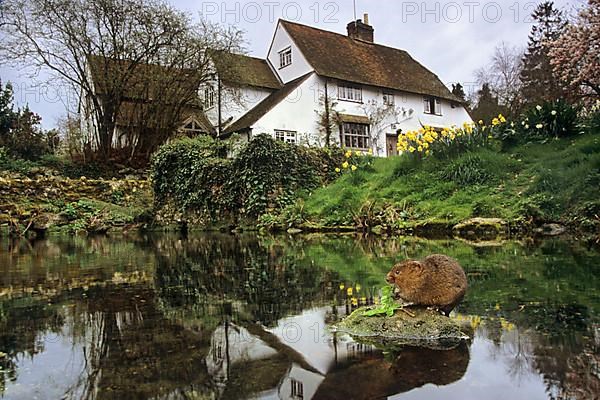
[0, 0, 583, 129]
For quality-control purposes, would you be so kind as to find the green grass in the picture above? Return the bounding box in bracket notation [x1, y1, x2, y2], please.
[298, 134, 600, 229]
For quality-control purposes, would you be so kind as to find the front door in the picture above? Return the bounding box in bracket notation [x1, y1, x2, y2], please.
[386, 134, 399, 157]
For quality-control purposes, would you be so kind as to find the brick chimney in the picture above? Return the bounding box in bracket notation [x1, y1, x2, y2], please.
[347, 13, 374, 43]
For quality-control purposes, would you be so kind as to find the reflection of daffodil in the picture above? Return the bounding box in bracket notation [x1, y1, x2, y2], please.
[536, 105, 542, 111]
[351, 297, 358, 306]
[551, 110, 557, 116]
[347, 287, 353, 296]
[470, 315, 482, 330]
[339, 283, 345, 290]
[536, 123, 543, 129]
[356, 284, 361, 292]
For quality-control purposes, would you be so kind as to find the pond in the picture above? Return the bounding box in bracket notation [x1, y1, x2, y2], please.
[0, 233, 598, 400]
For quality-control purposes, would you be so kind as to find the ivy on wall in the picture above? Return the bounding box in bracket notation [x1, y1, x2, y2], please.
[150, 134, 343, 220]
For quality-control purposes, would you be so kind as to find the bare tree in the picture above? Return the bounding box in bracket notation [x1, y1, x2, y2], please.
[0, 0, 242, 161]
[315, 80, 341, 148]
[475, 42, 524, 115]
[361, 99, 408, 155]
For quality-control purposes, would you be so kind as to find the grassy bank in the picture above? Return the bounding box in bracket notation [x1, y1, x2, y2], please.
[268, 134, 600, 235]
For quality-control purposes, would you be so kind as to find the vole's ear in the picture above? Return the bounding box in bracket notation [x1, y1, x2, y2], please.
[410, 261, 423, 272]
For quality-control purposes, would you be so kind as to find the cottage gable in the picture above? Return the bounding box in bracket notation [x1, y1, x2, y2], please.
[278, 20, 462, 103]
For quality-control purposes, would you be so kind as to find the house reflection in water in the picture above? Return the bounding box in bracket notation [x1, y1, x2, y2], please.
[203, 306, 470, 400]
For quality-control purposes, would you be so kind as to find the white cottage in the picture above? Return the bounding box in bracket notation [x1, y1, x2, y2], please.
[209, 16, 472, 157]
[82, 15, 472, 157]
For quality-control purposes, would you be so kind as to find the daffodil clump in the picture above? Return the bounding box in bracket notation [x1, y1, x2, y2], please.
[397, 117, 505, 159]
[335, 149, 373, 174]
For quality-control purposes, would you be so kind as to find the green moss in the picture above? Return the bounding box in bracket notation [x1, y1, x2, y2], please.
[335, 306, 469, 349]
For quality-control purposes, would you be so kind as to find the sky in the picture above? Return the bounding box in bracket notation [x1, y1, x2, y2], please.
[0, 0, 583, 129]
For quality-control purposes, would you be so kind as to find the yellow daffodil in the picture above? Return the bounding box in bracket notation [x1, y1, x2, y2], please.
[335, 168, 341, 173]
[351, 165, 357, 171]
[342, 161, 349, 169]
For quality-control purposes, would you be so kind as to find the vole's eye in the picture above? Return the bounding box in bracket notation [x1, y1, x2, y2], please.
[395, 270, 400, 275]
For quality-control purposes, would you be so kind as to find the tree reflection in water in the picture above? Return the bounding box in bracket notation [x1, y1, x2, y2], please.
[0, 233, 598, 399]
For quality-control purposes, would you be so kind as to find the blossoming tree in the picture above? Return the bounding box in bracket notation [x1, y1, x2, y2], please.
[549, 0, 600, 100]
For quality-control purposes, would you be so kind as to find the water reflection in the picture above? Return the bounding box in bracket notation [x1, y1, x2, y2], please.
[0, 234, 598, 399]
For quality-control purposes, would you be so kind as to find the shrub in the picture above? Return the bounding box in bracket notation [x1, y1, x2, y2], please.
[150, 136, 232, 217]
[150, 134, 343, 220]
[582, 100, 600, 135]
[230, 134, 342, 216]
[441, 154, 492, 186]
[518, 100, 582, 140]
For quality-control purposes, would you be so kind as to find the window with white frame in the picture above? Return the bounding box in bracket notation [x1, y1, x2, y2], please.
[290, 379, 304, 399]
[338, 83, 363, 102]
[424, 96, 442, 115]
[383, 91, 395, 106]
[341, 122, 370, 150]
[279, 46, 292, 69]
[275, 129, 297, 144]
[204, 85, 216, 109]
[181, 119, 205, 136]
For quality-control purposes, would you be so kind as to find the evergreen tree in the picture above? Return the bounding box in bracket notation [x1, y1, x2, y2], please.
[451, 83, 468, 104]
[471, 83, 505, 123]
[520, 1, 568, 106]
[0, 80, 16, 137]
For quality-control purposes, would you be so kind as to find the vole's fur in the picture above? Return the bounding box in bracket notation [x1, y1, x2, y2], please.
[386, 254, 467, 316]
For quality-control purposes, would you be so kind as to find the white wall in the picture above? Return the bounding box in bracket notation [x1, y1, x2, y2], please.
[251, 73, 325, 146]
[204, 83, 273, 129]
[250, 74, 473, 157]
[266, 22, 314, 84]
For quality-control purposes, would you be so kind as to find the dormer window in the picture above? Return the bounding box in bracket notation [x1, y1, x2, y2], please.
[338, 83, 363, 102]
[204, 85, 216, 109]
[279, 46, 292, 69]
[424, 96, 442, 115]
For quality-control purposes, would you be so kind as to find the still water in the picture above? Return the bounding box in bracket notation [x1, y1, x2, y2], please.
[0, 233, 598, 400]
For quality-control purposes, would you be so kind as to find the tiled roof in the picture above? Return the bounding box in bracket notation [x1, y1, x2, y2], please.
[280, 20, 462, 103]
[212, 51, 282, 90]
[223, 73, 312, 136]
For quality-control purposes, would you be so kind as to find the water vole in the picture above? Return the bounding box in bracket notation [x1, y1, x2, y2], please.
[386, 254, 467, 316]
